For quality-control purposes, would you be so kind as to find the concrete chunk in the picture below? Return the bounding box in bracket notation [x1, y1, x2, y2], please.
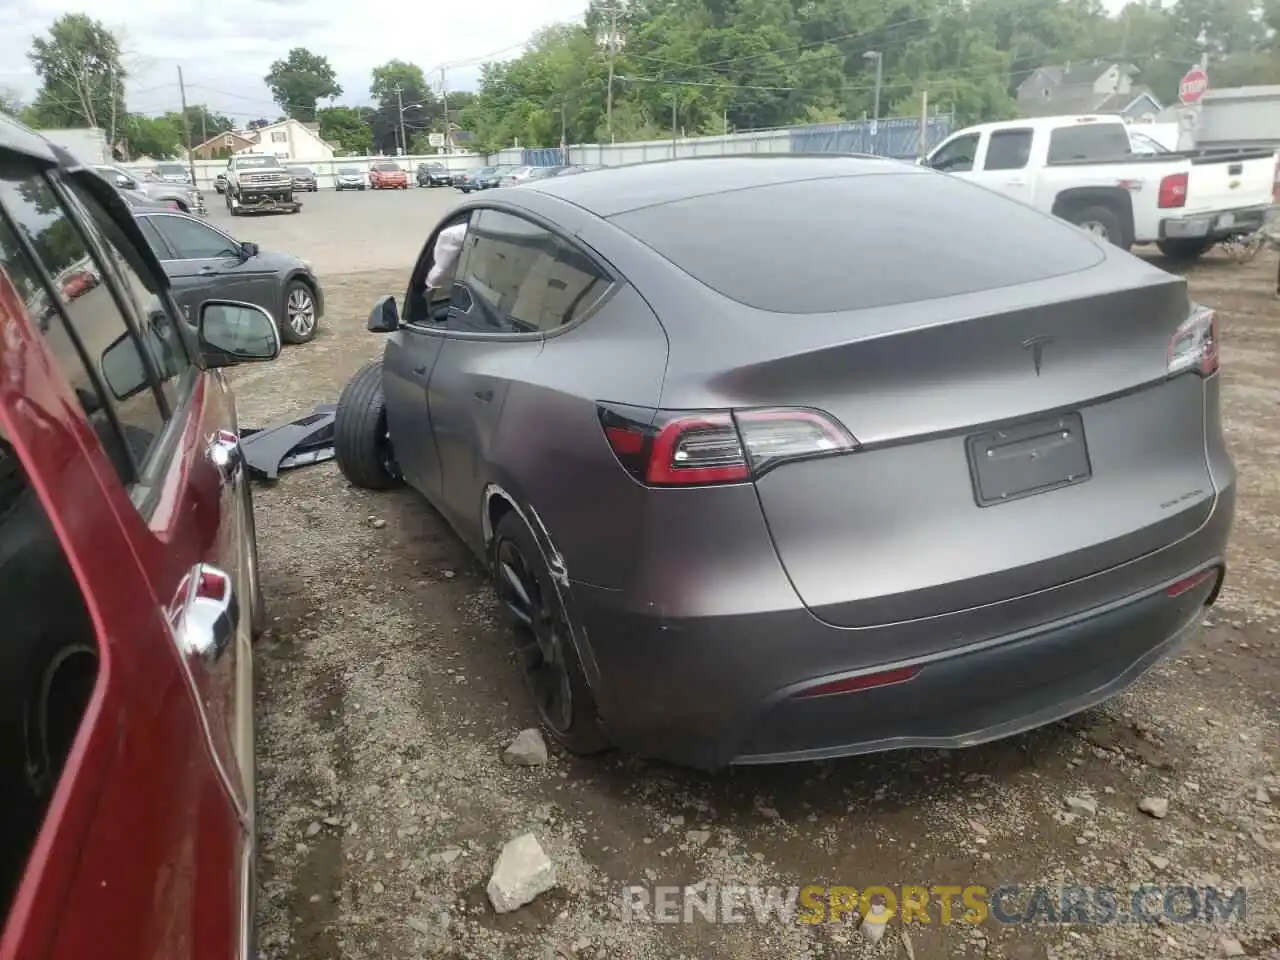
[487, 833, 556, 913]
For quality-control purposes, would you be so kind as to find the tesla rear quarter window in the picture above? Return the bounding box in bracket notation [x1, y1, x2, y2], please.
[609, 173, 1106, 314]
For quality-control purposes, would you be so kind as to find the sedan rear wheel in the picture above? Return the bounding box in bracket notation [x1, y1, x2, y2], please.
[281, 280, 318, 344]
[492, 511, 609, 755]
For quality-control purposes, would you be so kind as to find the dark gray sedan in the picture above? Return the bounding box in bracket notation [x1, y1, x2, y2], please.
[132, 209, 323, 343]
[332, 156, 1235, 769]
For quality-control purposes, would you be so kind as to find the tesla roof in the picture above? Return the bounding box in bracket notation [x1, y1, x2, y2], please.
[0, 112, 59, 165]
[527, 154, 924, 217]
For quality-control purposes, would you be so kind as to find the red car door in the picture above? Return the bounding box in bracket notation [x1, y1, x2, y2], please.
[0, 148, 255, 959]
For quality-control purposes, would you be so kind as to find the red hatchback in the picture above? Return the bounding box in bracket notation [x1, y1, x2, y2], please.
[369, 160, 409, 190]
[0, 116, 280, 959]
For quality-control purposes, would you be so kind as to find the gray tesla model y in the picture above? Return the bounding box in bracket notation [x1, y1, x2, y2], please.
[334, 156, 1236, 770]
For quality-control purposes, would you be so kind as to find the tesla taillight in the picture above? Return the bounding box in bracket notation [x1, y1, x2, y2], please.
[597, 403, 858, 486]
[1158, 172, 1188, 208]
[1168, 306, 1218, 377]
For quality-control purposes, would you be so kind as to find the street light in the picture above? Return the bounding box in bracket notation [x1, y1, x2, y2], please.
[396, 89, 425, 155]
[863, 50, 883, 150]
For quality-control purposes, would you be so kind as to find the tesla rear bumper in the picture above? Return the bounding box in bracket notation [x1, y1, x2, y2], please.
[570, 558, 1225, 771]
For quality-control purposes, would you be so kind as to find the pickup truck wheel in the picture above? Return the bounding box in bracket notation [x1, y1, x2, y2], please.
[1067, 205, 1125, 248]
[1156, 238, 1215, 262]
[335, 361, 402, 490]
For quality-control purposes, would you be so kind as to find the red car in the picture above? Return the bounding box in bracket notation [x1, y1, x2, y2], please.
[368, 160, 408, 190]
[0, 115, 280, 960]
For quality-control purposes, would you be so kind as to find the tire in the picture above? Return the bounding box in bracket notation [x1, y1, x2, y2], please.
[280, 279, 318, 344]
[1065, 204, 1126, 248]
[492, 510, 609, 756]
[334, 361, 402, 490]
[1156, 238, 1215, 262]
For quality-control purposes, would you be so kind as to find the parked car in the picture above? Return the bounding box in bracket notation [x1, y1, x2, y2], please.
[369, 161, 408, 190]
[455, 167, 491, 193]
[333, 155, 1235, 771]
[0, 111, 279, 960]
[288, 166, 318, 192]
[555, 164, 601, 177]
[470, 165, 514, 191]
[150, 161, 192, 185]
[92, 165, 206, 215]
[417, 162, 452, 187]
[924, 114, 1279, 260]
[132, 208, 324, 344]
[497, 165, 538, 187]
[335, 167, 367, 191]
[213, 172, 228, 194]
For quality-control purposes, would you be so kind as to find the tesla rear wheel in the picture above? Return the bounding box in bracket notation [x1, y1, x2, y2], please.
[492, 512, 609, 755]
[334, 361, 402, 490]
[280, 281, 318, 343]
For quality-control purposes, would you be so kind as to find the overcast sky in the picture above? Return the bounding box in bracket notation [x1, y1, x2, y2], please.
[0, 0, 592, 122]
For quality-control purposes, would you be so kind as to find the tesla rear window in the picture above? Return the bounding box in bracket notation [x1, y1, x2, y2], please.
[608, 172, 1106, 314]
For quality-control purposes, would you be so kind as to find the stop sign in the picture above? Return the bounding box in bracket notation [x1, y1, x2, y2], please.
[1179, 66, 1208, 105]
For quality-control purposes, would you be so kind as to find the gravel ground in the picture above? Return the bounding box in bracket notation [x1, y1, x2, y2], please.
[217, 191, 1280, 960]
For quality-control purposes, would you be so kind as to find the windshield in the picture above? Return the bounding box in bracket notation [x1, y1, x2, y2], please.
[373, 162, 401, 172]
[156, 164, 186, 175]
[237, 156, 281, 169]
[340, 168, 360, 174]
[289, 167, 314, 175]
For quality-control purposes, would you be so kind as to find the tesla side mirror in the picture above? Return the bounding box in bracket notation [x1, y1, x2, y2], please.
[240, 241, 259, 259]
[198, 300, 281, 367]
[115, 174, 136, 189]
[367, 294, 400, 333]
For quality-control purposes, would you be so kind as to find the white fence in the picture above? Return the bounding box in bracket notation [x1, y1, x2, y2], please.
[488, 127, 795, 168]
[120, 153, 489, 192]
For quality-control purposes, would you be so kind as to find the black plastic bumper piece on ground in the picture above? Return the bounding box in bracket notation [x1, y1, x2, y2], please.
[240, 404, 337, 481]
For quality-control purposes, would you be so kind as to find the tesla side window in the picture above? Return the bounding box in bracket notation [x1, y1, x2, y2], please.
[929, 134, 979, 172]
[0, 172, 158, 484]
[59, 179, 194, 409]
[453, 210, 558, 334]
[535, 243, 611, 329]
[982, 130, 1033, 171]
[149, 215, 240, 260]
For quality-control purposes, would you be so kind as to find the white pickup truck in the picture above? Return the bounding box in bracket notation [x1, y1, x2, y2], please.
[924, 114, 1278, 261]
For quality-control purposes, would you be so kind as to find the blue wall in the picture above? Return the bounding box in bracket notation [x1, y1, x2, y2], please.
[790, 117, 953, 159]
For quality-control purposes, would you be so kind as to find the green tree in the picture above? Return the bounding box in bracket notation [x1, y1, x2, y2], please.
[369, 60, 437, 153]
[317, 105, 373, 154]
[0, 88, 24, 118]
[163, 105, 234, 143]
[265, 48, 342, 121]
[124, 113, 181, 158]
[27, 14, 126, 140]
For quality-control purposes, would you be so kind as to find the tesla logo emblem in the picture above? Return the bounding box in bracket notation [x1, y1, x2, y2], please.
[1022, 336, 1055, 376]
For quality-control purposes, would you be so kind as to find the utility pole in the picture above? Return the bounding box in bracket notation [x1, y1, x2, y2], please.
[396, 85, 407, 156]
[863, 50, 883, 153]
[201, 106, 207, 144]
[559, 103, 567, 157]
[177, 65, 197, 186]
[440, 67, 449, 153]
[671, 93, 678, 160]
[108, 63, 118, 156]
[605, 4, 620, 143]
[918, 89, 928, 162]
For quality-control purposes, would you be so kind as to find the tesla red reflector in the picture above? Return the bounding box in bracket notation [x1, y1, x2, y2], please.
[603, 424, 644, 455]
[1167, 568, 1217, 598]
[795, 665, 921, 699]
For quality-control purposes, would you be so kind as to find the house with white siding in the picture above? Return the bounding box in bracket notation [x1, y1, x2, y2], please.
[241, 119, 335, 163]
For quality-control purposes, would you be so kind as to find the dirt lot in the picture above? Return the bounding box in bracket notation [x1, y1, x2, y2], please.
[220, 190, 1280, 960]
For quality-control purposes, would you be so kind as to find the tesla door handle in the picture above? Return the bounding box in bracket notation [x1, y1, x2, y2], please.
[198, 265, 217, 275]
[413, 365, 428, 375]
[206, 429, 242, 478]
[1005, 178, 1027, 187]
[474, 388, 494, 403]
[170, 563, 239, 663]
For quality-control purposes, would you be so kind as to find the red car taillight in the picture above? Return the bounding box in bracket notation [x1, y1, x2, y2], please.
[1158, 172, 1188, 208]
[166, 200, 180, 210]
[598, 403, 858, 486]
[1168, 306, 1218, 377]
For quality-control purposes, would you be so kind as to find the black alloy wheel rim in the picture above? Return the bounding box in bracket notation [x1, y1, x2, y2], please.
[378, 413, 399, 478]
[496, 537, 573, 733]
